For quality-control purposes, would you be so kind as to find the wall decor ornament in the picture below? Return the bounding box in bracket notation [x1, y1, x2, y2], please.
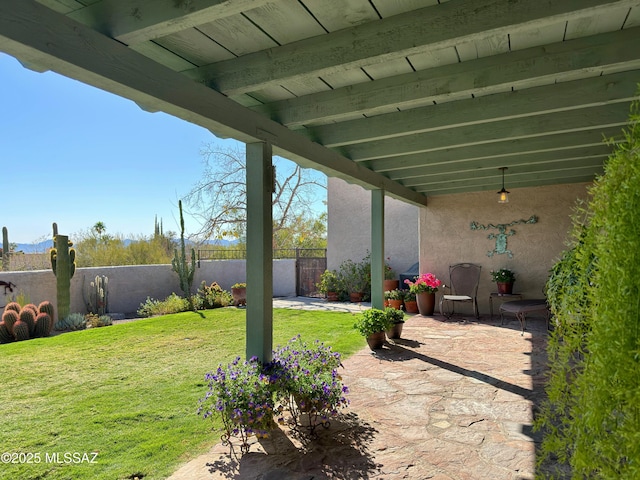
[470, 215, 538, 258]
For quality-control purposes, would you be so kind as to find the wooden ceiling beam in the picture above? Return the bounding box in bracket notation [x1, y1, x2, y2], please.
[67, 0, 272, 45]
[344, 104, 631, 161]
[402, 156, 607, 188]
[391, 147, 611, 183]
[255, 28, 640, 128]
[418, 172, 602, 195]
[365, 128, 622, 172]
[306, 71, 640, 148]
[191, 0, 639, 95]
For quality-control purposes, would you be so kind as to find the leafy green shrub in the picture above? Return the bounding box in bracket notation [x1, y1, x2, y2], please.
[137, 293, 191, 317]
[535, 95, 640, 478]
[384, 306, 405, 324]
[353, 308, 392, 336]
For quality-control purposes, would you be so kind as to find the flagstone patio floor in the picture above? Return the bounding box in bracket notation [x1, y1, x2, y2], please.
[167, 296, 551, 480]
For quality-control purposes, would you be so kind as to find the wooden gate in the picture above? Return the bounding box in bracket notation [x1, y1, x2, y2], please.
[296, 249, 327, 297]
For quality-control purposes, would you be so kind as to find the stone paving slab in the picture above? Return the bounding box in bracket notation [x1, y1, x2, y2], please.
[168, 300, 550, 480]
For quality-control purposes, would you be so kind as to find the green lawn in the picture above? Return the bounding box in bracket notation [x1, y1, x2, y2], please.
[0, 308, 364, 480]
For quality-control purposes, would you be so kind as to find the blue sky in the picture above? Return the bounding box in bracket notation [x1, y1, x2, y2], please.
[0, 52, 248, 243]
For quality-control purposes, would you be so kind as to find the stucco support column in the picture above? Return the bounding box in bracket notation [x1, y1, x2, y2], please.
[246, 142, 273, 362]
[371, 189, 385, 310]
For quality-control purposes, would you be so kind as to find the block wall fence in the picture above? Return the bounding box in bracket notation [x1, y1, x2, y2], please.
[0, 260, 296, 319]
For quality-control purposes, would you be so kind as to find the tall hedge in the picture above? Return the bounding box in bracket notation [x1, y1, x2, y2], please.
[537, 95, 640, 477]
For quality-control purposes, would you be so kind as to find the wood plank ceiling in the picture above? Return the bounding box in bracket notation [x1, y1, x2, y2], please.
[2, 0, 640, 204]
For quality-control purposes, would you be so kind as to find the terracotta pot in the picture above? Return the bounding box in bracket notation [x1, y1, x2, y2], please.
[326, 291, 339, 302]
[416, 292, 436, 316]
[366, 331, 386, 350]
[497, 282, 514, 295]
[388, 299, 403, 310]
[385, 322, 404, 340]
[404, 300, 419, 314]
[349, 292, 364, 303]
[383, 279, 399, 292]
[231, 287, 246, 306]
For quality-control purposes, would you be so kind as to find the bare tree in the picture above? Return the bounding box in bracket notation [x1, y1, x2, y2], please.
[182, 144, 326, 247]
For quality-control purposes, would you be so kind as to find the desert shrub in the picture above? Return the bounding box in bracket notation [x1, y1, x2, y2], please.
[193, 281, 232, 309]
[137, 293, 191, 317]
[85, 313, 113, 328]
[75, 233, 173, 267]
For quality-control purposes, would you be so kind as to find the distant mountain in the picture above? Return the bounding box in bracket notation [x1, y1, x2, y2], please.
[15, 240, 53, 254]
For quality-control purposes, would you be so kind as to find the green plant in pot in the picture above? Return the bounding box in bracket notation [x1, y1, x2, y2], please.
[490, 268, 515, 294]
[354, 308, 392, 350]
[317, 270, 342, 301]
[403, 291, 418, 313]
[383, 261, 399, 291]
[384, 288, 404, 309]
[384, 306, 405, 340]
[339, 258, 369, 302]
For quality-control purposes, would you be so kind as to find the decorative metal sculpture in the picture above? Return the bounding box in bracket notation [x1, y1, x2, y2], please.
[470, 215, 538, 258]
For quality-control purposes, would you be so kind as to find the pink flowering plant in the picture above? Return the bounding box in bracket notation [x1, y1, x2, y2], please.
[271, 335, 349, 433]
[404, 272, 442, 294]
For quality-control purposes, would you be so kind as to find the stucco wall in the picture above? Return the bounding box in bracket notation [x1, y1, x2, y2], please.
[327, 177, 419, 276]
[0, 259, 296, 319]
[419, 183, 591, 315]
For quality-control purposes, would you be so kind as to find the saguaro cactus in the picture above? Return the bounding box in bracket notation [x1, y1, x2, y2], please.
[50, 223, 76, 321]
[2, 226, 9, 271]
[171, 200, 195, 304]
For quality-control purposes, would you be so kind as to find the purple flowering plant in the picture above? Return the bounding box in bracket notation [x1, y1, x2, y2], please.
[199, 336, 350, 450]
[404, 272, 442, 294]
[271, 335, 349, 430]
[198, 356, 276, 452]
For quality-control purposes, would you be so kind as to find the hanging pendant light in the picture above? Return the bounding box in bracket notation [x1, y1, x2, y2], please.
[497, 167, 509, 203]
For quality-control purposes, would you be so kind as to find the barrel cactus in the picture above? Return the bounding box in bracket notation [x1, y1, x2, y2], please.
[0, 322, 13, 343]
[23, 303, 38, 316]
[38, 301, 55, 334]
[13, 319, 29, 341]
[19, 308, 36, 337]
[34, 313, 51, 338]
[2, 309, 18, 335]
[4, 301, 20, 314]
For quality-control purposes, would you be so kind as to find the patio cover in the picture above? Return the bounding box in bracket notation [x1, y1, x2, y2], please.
[1, 0, 639, 359]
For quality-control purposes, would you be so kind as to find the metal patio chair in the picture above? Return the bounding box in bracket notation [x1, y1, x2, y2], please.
[439, 263, 481, 319]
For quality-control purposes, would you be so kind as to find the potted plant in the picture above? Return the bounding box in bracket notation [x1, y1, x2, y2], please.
[384, 288, 404, 310]
[339, 258, 368, 302]
[231, 282, 247, 306]
[384, 306, 405, 339]
[403, 291, 418, 314]
[404, 272, 442, 316]
[490, 268, 515, 294]
[271, 335, 349, 434]
[353, 308, 392, 350]
[198, 356, 276, 454]
[317, 270, 342, 301]
[383, 261, 399, 292]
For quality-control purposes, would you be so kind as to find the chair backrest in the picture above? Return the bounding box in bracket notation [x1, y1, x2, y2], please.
[448, 263, 481, 297]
